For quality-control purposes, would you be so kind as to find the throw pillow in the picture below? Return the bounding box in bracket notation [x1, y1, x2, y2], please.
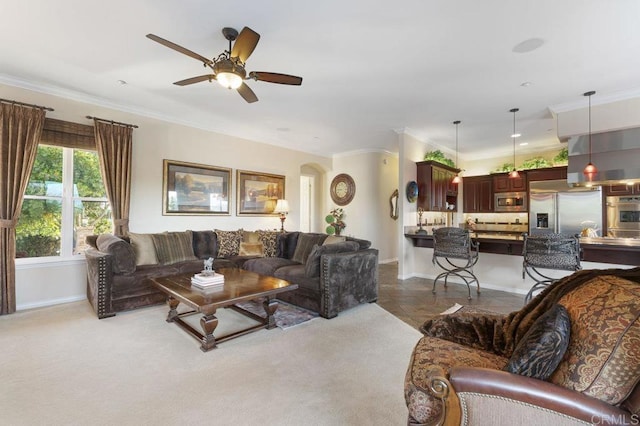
[96, 234, 136, 274]
[128, 232, 158, 266]
[292, 233, 328, 264]
[257, 230, 279, 257]
[151, 232, 198, 265]
[215, 229, 243, 257]
[550, 275, 640, 406]
[239, 242, 265, 257]
[243, 230, 260, 243]
[304, 241, 360, 277]
[504, 304, 571, 380]
[190, 230, 218, 259]
[323, 235, 346, 245]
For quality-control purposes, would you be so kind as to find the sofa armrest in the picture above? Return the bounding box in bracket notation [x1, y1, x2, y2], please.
[85, 247, 115, 319]
[319, 248, 378, 318]
[449, 367, 635, 425]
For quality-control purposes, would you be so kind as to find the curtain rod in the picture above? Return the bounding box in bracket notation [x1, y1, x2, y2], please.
[0, 98, 54, 111]
[86, 115, 139, 129]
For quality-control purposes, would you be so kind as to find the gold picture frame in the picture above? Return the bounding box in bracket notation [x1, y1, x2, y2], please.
[236, 170, 285, 216]
[162, 159, 231, 215]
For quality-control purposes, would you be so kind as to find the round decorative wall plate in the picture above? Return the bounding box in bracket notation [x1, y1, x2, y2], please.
[406, 181, 418, 203]
[330, 173, 356, 206]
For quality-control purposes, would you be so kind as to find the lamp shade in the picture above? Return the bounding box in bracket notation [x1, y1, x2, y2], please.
[274, 199, 289, 214]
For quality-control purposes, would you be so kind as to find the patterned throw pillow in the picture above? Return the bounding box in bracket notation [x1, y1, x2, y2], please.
[215, 229, 243, 258]
[151, 232, 197, 265]
[504, 304, 571, 380]
[257, 230, 279, 257]
[550, 275, 640, 405]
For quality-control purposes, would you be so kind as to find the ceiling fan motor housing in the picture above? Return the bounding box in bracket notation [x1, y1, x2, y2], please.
[213, 59, 246, 79]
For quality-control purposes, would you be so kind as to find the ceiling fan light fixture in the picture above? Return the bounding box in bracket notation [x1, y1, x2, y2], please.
[216, 72, 243, 89]
[214, 59, 245, 89]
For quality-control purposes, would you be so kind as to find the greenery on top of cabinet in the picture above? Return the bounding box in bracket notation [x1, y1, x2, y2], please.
[424, 150, 455, 167]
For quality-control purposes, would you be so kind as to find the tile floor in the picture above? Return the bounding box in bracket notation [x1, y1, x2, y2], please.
[376, 262, 525, 330]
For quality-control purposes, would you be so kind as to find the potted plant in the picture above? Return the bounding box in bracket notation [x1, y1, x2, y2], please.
[325, 208, 346, 236]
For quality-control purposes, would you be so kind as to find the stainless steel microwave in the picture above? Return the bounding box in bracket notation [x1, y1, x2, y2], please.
[494, 192, 527, 212]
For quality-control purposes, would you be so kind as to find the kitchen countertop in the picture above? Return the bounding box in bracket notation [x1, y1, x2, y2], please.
[405, 232, 640, 265]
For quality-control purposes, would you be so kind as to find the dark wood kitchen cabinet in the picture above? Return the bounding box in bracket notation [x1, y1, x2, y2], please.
[604, 183, 640, 196]
[526, 166, 567, 182]
[493, 172, 527, 192]
[417, 161, 460, 211]
[463, 175, 494, 213]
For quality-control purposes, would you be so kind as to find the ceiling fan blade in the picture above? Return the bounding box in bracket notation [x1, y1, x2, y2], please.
[249, 71, 303, 85]
[230, 27, 260, 63]
[146, 33, 213, 65]
[237, 82, 258, 103]
[173, 75, 215, 86]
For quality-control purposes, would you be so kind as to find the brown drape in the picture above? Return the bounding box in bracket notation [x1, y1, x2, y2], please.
[94, 120, 132, 236]
[0, 103, 46, 315]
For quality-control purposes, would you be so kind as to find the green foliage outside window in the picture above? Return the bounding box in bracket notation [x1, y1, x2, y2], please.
[16, 146, 111, 258]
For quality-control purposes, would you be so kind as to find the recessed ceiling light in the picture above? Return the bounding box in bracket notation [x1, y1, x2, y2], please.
[117, 80, 127, 85]
[511, 133, 521, 138]
[512, 38, 545, 53]
[520, 81, 532, 87]
[519, 142, 528, 146]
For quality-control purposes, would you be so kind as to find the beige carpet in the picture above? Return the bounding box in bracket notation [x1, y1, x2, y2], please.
[0, 301, 421, 425]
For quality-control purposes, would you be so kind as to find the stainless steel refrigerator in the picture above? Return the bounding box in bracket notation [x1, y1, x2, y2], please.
[529, 179, 603, 236]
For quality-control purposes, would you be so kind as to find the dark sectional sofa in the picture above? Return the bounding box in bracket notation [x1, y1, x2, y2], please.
[85, 230, 379, 319]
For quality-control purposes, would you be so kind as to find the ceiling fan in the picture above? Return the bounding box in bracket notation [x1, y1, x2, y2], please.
[146, 27, 302, 103]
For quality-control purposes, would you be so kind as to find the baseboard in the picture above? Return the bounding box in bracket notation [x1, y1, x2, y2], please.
[402, 272, 528, 296]
[379, 258, 398, 264]
[17, 295, 86, 311]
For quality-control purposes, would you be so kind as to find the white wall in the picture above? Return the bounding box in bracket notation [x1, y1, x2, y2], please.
[330, 150, 399, 263]
[2, 83, 331, 310]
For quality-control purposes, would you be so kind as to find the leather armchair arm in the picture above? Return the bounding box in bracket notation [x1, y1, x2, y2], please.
[449, 367, 635, 425]
[319, 248, 379, 318]
[85, 247, 115, 319]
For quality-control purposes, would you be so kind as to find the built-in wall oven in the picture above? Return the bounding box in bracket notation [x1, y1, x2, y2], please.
[494, 191, 527, 212]
[606, 196, 640, 238]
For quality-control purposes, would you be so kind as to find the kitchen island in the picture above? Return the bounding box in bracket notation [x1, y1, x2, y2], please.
[405, 233, 640, 265]
[403, 231, 638, 298]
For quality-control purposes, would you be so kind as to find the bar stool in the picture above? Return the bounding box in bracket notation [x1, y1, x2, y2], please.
[522, 232, 581, 303]
[432, 227, 480, 300]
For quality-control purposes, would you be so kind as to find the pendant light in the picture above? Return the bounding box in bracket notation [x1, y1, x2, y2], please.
[451, 120, 462, 184]
[509, 108, 520, 179]
[583, 90, 598, 180]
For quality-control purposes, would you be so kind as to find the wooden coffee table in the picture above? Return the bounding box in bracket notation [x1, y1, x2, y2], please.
[149, 268, 298, 351]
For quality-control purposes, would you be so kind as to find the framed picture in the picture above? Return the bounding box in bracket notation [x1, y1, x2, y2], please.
[162, 159, 231, 215]
[236, 170, 285, 215]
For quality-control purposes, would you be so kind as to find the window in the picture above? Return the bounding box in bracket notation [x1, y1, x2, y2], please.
[16, 145, 112, 259]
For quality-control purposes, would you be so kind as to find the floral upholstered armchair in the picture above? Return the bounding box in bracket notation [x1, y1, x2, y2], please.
[405, 267, 640, 426]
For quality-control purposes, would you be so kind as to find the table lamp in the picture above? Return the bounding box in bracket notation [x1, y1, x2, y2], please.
[274, 199, 289, 232]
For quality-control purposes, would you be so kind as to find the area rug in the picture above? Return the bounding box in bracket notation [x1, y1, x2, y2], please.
[234, 298, 319, 329]
[0, 301, 422, 425]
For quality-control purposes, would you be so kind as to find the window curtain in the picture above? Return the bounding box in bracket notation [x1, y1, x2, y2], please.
[93, 120, 132, 236]
[0, 103, 46, 315]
